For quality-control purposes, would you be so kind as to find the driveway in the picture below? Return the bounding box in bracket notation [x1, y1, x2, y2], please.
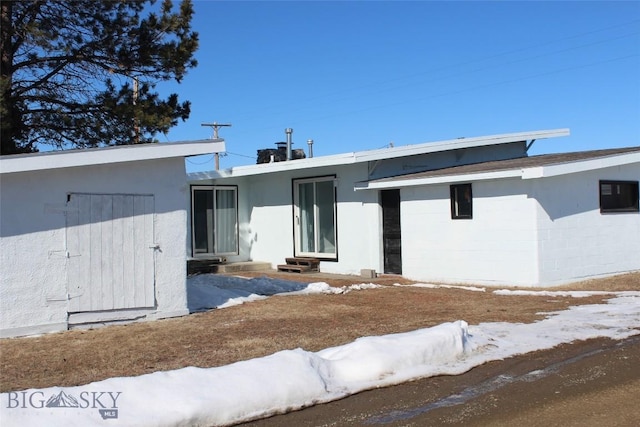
[243, 336, 640, 426]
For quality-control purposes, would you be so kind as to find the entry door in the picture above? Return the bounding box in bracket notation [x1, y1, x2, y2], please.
[293, 177, 337, 258]
[66, 193, 156, 312]
[191, 186, 238, 256]
[381, 189, 402, 274]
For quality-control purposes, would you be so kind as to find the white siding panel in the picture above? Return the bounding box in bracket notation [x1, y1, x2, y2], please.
[67, 193, 155, 313]
[133, 196, 145, 307]
[100, 195, 114, 311]
[89, 195, 102, 310]
[142, 195, 156, 307]
[122, 195, 136, 308]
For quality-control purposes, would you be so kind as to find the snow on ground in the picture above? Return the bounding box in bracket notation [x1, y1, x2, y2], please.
[187, 274, 383, 311]
[405, 283, 487, 292]
[2, 274, 640, 427]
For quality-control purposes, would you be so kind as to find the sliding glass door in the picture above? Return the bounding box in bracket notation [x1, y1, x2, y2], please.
[294, 177, 337, 258]
[191, 186, 238, 257]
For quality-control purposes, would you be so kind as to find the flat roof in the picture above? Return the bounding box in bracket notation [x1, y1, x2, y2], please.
[189, 128, 570, 181]
[355, 146, 640, 190]
[0, 139, 225, 174]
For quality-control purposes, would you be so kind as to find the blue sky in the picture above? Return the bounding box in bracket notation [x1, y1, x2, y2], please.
[159, 1, 640, 172]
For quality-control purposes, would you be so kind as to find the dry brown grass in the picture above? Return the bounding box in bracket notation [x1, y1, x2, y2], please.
[1, 271, 638, 393]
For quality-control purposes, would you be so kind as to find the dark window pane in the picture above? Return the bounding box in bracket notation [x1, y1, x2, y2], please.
[451, 184, 473, 219]
[600, 181, 639, 213]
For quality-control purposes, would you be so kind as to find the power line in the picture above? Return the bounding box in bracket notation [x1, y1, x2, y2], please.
[186, 155, 214, 165]
[225, 151, 256, 159]
[274, 53, 640, 129]
[228, 19, 640, 122]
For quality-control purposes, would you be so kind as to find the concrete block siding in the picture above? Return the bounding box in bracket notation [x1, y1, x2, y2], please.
[534, 163, 640, 285]
[401, 180, 539, 286]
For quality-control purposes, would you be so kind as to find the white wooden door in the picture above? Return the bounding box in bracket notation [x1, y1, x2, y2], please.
[66, 193, 155, 313]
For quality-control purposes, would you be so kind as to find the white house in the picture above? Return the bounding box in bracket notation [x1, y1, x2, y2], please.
[0, 139, 225, 338]
[187, 129, 639, 287]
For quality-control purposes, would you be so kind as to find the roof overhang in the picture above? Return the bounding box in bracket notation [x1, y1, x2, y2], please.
[0, 139, 225, 174]
[189, 128, 570, 181]
[521, 150, 640, 179]
[355, 148, 640, 190]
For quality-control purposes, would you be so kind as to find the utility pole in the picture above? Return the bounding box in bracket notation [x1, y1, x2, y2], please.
[201, 122, 232, 170]
[133, 76, 140, 143]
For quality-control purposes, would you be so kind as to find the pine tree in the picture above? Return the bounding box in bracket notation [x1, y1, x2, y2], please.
[0, 0, 198, 155]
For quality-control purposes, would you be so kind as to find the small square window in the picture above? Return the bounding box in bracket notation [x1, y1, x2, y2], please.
[451, 183, 473, 219]
[599, 180, 639, 213]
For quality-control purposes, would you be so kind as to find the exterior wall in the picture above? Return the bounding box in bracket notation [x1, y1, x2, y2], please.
[533, 163, 640, 285]
[197, 163, 383, 276]
[0, 158, 189, 337]
[401, 162, 639, 287]
[246, 163, 382, 275]
[189, 143, 530, 276]
[188, 146, 638, 287]
[400, 179, 540, 286]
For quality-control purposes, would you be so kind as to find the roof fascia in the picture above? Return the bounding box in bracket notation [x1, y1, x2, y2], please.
[354, 170, 523, 191]
[353, 128, 570, 163]
[0, 139, 225, 174]
[522, 151, 640, 179]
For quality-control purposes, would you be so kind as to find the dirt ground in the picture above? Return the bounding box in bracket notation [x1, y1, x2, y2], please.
[243, 336, 640, 426]
[1, 271, 638, 393]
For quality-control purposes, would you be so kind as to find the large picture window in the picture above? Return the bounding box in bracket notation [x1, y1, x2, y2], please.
[450, 183, 473, 219]
[191, 186, 238, 256]
[599, 180, 639, 213]
[293, 176, 337, 259]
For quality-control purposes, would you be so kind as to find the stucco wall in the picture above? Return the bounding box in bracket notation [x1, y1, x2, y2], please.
[400, 179, 540, 286]
[187, 148, 637, 287]
[199, 163, 382, 275]
[533, 164, 640, 285]
[0, 158, 189, 338]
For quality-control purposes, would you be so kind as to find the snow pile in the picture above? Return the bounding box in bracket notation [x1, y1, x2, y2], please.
[288, 282, 384, 295]
[2, 275, 639, 427]
[493, 289, 615, 298]
[2, 321, 469, 427]
[317, 321, 469, 391]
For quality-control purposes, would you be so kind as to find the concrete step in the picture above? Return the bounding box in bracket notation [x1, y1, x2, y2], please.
[188, 260, 271, 275]
[217, 262, 272, 273]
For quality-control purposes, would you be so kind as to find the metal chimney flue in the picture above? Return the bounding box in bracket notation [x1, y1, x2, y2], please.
[285, 128, 293, 161]
[307, 139, 314, 158]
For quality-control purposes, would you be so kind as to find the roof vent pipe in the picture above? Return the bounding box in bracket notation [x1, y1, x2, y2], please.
[307, 139, 314, 158]
[285, 128, 293, 160]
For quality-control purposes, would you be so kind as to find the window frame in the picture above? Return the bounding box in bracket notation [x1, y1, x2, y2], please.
[450, 183, 473, 220]
[599, 180, 639, 214]
[190, 185, 239, 257]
